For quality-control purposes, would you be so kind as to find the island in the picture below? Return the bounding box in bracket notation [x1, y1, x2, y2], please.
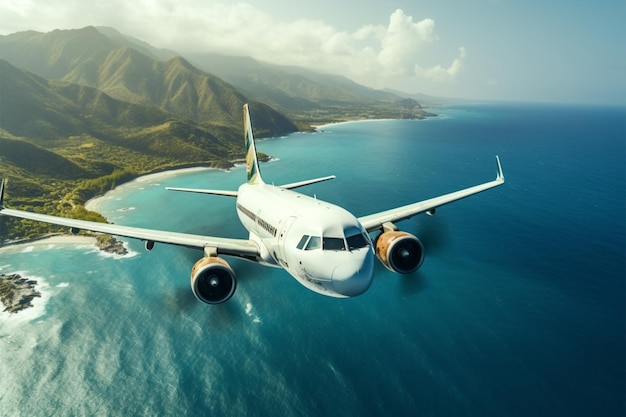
[0, 273, 41, 314]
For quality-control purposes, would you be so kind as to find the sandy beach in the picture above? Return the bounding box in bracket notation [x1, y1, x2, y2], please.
[85, 166, 213, 211]
[0, 235, 97, 253]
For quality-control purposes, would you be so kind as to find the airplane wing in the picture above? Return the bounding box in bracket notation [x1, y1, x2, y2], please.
[358, 156, 505, 233]
[0, 181, 259, 258]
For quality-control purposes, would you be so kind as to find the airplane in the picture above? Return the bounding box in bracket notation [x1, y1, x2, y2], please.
[0, 104, 504, 304]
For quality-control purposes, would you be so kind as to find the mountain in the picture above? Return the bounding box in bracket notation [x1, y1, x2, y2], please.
[0, 60, 254, 188]
[94, 26, 178, 62]
[383, 88, 459, 106]
[0, 27, 432, 126]
[185, 52, 431, 122]
[0, 27, 122, 80]
[0, 27, 297, 136]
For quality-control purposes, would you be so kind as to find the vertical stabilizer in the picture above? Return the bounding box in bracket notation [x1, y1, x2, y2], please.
[0, 179, 5, 208]
[243, 104, 264, 185]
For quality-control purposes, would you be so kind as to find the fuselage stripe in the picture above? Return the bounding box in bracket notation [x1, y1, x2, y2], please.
[237, 203, 277, 237]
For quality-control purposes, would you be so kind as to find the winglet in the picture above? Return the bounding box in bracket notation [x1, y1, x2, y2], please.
[0, 179, 5, 209]
[495, 156, 505, 182]
[243, 104, 264, 185]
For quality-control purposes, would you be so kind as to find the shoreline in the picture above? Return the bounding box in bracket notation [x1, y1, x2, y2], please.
[0, 234, 97, 252]
[85, 166, 216, 212]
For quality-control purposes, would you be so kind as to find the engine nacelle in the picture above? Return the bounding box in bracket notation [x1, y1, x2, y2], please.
[190, 257, 237, 304]
[375, 231, 425, 274]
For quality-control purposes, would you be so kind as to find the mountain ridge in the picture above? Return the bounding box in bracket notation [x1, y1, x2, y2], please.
[0, 27, 298, 133]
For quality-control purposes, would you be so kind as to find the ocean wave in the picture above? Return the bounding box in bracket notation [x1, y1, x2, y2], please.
[244, 301, 262, 324]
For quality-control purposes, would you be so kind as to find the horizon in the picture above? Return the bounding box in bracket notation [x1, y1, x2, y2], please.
[0, 1, 624, 106]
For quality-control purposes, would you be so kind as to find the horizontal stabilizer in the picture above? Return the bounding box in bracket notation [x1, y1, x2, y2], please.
[280, 175, 336, 190]
[166, 187, 238, 197]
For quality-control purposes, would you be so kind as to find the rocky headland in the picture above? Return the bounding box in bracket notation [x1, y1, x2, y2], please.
[96, 234, 128, 256]
[0, 274, 41, 314]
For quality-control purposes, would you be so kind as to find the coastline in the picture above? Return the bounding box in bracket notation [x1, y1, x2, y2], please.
[312, 111, 445, 130]
[0, 234, 97, 253]
[85, 166, 214, 212]
[313, 118, 398, 130]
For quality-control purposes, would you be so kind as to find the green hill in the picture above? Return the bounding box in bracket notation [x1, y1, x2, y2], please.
[0, 59, 239, 168]
[0, 137, 87, 179]
[0, 27, 298, 136]
[0, 59, 263, 239]
[0, 59, 256, 214]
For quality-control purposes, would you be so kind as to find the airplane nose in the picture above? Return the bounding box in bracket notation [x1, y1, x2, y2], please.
[331, 252, 374, 297]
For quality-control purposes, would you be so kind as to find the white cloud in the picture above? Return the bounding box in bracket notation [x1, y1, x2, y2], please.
[378, 11, 437, 76]
[0, 2, 465, 88]
[414, 47, 467, 82]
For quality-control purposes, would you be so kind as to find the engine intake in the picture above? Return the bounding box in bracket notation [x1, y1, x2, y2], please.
[375, 231, 424, 274]
[191, 257, 237, 304]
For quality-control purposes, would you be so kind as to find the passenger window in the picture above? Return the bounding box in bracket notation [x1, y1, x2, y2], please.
[297, 235, 309, 250]
[305, 236, 321, 250]
[346, 233, 368, 250]
[323, 237, 346, 251]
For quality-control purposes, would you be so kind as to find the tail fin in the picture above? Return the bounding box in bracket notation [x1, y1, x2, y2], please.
[243, 104, 264, 185]
[0, 179, 6, 209]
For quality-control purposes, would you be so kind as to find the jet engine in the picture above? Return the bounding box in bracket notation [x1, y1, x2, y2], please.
[375, 231, 424, 274]
[191, 257, 237, 304]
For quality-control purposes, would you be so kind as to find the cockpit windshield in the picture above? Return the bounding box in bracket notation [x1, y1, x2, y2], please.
[306, 236, 321, 250]
[297, 229, 370, 252]
[346, 232, 368, 250]
[323, 237, 345, 251]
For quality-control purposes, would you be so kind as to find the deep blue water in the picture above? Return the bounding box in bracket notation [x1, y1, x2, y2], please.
[1, 104, 624, 416]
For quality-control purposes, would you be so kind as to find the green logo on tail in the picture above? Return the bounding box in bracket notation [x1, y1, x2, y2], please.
[243, 104, 263, 185]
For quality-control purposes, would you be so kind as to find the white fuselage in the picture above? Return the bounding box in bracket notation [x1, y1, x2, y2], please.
[235, 183, 375, 297]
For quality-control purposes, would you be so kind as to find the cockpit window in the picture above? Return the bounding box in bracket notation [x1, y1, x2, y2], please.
[305, 236, 321, 250]
[296, 235, 309, 250]
[346, 233, 369, 250]
[298, 231, 368, 252]
[323, 237, 346, 251]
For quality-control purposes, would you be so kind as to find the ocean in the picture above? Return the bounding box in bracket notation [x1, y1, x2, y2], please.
[0, 103, 624, 417]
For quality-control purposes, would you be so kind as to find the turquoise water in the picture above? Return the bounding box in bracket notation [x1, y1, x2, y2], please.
[1, 104, 624, 416]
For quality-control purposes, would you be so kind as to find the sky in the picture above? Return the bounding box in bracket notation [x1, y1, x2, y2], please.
[0, 0, 624, 105]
